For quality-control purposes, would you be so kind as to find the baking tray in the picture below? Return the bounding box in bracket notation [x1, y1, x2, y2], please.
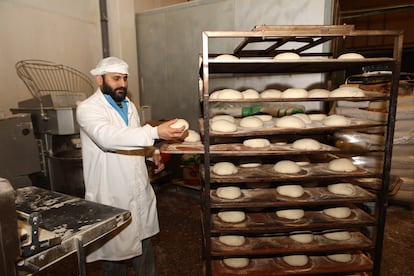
[161, 141, 339, 155]
[204, 163, 378, 183]
[199, 117, 386, 137]
[210, 230, 372, 256]
[210, 206, 375, 234]
[211, 252, 373, 275]
[210, 185, 376, 208]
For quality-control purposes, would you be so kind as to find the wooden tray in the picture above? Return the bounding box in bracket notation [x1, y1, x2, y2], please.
[210, 186, 376, 208]
[211, 252, 373, 275]
[210, 231, 372, 256]
[211, 206, 375, 234]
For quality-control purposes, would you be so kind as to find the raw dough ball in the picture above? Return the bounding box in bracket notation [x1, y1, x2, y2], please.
[323, 231, 351, 241]
[184, 130, 201, 143]
[328, 158, 357, 172]
[217, 89, 243, 100]
[254, 114, 273, 122]
[170, 119, 189, 131]
[327, 253, 352, 263]
[292, 113, 312, 124]
[323, 207, 352, 219]
[239, 116, 264, 128]
[289, 232, 314, 243]
[218, 235, 246, 247]
[211, 119, 237, 132]
[308, 114, 326, 121]
[276, 209, 305, 220]
[260, 89, 282, 99]
[223, 258, 250, 268]
[218, 211, 246, 223]
[276, 185, 304, 198]
[323, 114, 351, 126]
[276, 116, 306, 129]
[211, 115, 235, 123]
[216, 186, 242, 199]
[210, 91, 221, 99]
[213, 162, 238, 175]
[330, 86, 365, 97]
[282, 88, 308, 98]
[292, 138, 321, 150]
[239, 163, 262, 168]
[308, 88, 330, 98]
[241, 89, 260, 99]
[243, 138, 271, 148]
[337, 53, 364, 59]
[274, 52, 301, 60]
[273, 160, 301, 174]
[282, 255, 309, 266]
[327, 183, 355, 195]
[215, 54, 239, 60]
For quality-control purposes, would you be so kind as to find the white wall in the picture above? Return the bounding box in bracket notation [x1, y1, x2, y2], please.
[0, 0, 139, 117]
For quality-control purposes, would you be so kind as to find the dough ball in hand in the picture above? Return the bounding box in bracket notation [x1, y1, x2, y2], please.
[170, 119, 189, 131]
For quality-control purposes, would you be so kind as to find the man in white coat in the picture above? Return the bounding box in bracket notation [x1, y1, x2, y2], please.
[76, 57, 186, 275]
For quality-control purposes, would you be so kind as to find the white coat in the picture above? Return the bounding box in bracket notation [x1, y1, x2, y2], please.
[76, 89, 159, 262]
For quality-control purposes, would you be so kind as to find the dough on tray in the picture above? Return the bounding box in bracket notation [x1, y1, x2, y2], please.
[337, 53, 364, 59]
[327, 253, 352, 263]
[308, 113, 326, 121]
[241, 89, 260, 99]
[323, 114, 351, 126]
[328, 158, 357, 172]
[327, 183, 356, 195]
[218, 211, 246, 223]
[239, 116, 264, 128]
[215, 54, 239, 60]
[274, 52, 301, 60]
[223, 258, 250, 268]
[211, 115, 235, 123]
[260, 89, 282, 99]
[243, 138, 271, 148]
[292, 113, 312, 124]
[211, 119, 237, 132]
[216, 186, 242, 200]
[282, 88, 308, 98]
[292, 138, 321, 150]
[218, 235, 246, 246]
[330, 86, 365, 97]
[276, 209, 305, 220]
[254, 114, 273, 122]
[276, 185, 304, 198]
[273, 160, 301, 174]
[217, 89, 243, 100]
[275, 116, 306, 129]
[323, 207, 352, 219]
[170, 118, 189, 131]
[212, 162, 238, 175]
[289, 232, 314, 243]
[308, 88, 330, 98]
[184, 130, 201, 143]
[282, 255, 309, 267]
[323, 230, 351, 241]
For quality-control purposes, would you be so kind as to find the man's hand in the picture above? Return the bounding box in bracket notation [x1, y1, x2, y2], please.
[157, 119, 187, 140]
[152, 150, 165, 174]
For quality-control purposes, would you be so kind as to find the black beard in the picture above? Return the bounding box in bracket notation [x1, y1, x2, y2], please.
[101, 77, 127, 102]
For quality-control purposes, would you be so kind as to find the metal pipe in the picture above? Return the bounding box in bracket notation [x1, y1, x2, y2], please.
[99, 0, 110, 57]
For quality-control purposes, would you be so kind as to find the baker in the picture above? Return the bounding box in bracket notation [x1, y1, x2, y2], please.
[76, 56, 186, 275]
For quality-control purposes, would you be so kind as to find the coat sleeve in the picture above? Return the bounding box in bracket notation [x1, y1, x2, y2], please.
[76, 97, 159, 150]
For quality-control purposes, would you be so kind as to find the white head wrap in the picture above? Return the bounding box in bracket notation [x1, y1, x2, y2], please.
[90, 56, 129, 75]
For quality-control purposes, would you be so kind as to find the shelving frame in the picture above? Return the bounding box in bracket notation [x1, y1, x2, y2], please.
[200, 25, 403, 276]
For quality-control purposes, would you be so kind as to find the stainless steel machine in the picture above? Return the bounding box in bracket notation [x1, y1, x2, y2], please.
[11, 60, 94, 197]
